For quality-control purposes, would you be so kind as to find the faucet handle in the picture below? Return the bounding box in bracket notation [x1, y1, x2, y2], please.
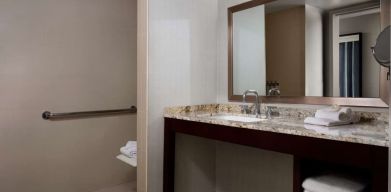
[242, 105, 250, 114]
[266, 106, 278, 118]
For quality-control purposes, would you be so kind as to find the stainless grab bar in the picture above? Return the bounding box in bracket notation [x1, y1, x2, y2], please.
[42, 106, 137, 120]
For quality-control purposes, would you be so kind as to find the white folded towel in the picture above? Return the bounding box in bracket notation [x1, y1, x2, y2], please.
[304, 117, 352, 127]
[302, 174, 366, 192]
[120, 147, 136, 158]
[120, 141, 137, 159]
[125, 141, 137, 148]
[315, 107, 352, 121]
[304, 107, 357, 127]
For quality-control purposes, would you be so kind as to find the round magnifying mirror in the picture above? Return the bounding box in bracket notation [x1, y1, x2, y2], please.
[372, 26, 390, 67]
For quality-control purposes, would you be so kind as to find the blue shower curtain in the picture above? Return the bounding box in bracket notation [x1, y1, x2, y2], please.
[339, 34, 362, 97]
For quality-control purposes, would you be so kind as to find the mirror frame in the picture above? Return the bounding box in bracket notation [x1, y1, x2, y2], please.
[228, 0, 389, 108]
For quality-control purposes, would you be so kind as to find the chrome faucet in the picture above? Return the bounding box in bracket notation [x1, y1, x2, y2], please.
[242, 90, 261, 117]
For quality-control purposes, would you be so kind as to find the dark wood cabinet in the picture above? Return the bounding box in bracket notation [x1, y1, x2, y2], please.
[163, 118, 388, 192]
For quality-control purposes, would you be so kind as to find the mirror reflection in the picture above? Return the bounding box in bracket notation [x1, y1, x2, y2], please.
[231, 0, 383, 98]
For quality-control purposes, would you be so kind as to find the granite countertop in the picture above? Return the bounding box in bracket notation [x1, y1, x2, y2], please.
[164, 104, 389, 147]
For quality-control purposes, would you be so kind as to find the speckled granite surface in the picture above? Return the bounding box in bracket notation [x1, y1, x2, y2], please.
[164, 104, 389, 147]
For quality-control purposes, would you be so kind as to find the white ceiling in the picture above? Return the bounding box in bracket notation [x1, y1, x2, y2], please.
[265, 0, 378, 13]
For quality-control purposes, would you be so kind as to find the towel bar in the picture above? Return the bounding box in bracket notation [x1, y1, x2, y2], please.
[42, 106, 137, 120]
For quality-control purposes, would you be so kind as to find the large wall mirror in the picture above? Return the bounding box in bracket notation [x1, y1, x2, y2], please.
[228, 0, 390, 107]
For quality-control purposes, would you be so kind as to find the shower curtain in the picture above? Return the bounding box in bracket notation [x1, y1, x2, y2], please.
[339, 33, 362, 97]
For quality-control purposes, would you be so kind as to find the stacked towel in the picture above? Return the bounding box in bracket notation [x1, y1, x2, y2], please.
[304, 117, 351, 127]
[315, 107, 352, 121]
[304, 107, 357, 127]
[302, 174, 366, 192]
[120, 141, 137, 159]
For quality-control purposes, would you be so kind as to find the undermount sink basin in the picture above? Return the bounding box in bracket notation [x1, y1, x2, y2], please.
[209, 115, 267, 123]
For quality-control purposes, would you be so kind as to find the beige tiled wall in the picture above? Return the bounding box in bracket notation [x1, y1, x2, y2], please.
[0, 0, 137, 191]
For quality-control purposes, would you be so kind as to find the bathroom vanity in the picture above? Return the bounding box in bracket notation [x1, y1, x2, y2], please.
[162, 1, 391, 190]
[163, 104, 388, 192]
